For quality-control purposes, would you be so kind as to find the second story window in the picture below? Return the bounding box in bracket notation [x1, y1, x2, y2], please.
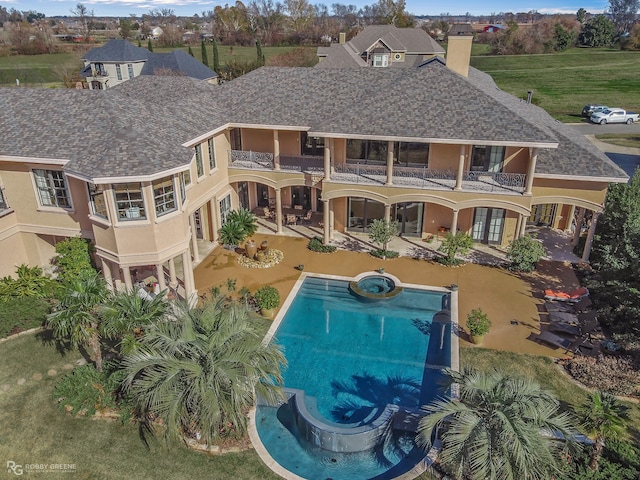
[396, 142, 429, 166]
[33, 169, 71, 208]
[230, 128, 242, 151]
[302, 132, 324, 156]
[88, 184, 108, 219]
[471, 146, 505, 172]
[195, 144, 204, 177]
[373, 54, 388, 67]
[113, 183, 146, 220]
[127, 63, 134, 79]
[346, 139, 387, 164]
[208, 138, 216, 170]
[115, 64, 122, 80]
[0, 186, 8, 211]
[94, 62, 105, 75]
[153, 176, 177, 217]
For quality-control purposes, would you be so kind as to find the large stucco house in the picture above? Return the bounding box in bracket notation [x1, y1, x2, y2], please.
[81, 39, 218, 90]
[0, 35, 627, 301]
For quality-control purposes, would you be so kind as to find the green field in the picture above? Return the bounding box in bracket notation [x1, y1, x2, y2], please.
[470, 48, 640, 122]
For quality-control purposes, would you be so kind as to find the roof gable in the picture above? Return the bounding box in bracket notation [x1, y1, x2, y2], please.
[83, 39, 149, 63]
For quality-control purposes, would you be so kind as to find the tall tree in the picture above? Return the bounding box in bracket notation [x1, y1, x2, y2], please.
[47, 271, 109, 372]
[416, 367, 579, 480]
[119, 18, 132, 39]
[212, 39, 220, 71]
[255, 37, 264, 65]
[201, 38, 210, 66]
[121, 296, 286, 445]
[579, 14, 616, 46]
[609, 0, 640, 34]
[71, 2, 94, 42]
[147, 38, 153, 51]
[579, 391, 627, 471]
[577, 7, 587, 23]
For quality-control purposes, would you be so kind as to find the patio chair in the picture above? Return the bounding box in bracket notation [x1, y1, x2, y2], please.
[286, 214, 298, 226]
[544, 286, 589, 303]
[537, 331, 574, 351]
[263, 207, 274, 219]
[300, 210, 313, 224]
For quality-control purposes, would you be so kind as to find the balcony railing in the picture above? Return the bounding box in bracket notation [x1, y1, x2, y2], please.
[228, 150, 274, 170]
[332, 162, 526, 194]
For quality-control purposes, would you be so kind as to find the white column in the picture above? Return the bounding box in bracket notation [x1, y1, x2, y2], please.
[451, 209, 459, 234]
[571, 207, 585, 246]
[190, 213, 200, 263]
[566, 205, 576, 233]
[100, 258, 113, 290]
[582, 212, 600, 262]
[323, 142, 331, 179]
[323, 199, 330, 244]
[386, 141, 394, 185]
[520, 213, 527, 237]
[273, 130, 280, 171]
[122, 266, 133, 291]
[384, 204, 391, 224]
[156, 263, 166, 291]
[455, 145, 465, 191]
[525, 147, 538, 195]
[168, 257, 178, 289]
[182, 250, 197, 306]
[275, 188, 283, 234]
[329, 206, 335, 240]
[515, 214, 522, 240]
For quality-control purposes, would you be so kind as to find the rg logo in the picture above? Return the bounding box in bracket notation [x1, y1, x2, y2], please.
[6, 461, 23, 476]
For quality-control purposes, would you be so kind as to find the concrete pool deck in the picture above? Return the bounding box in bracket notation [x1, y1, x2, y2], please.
[193, 232, 582, 358]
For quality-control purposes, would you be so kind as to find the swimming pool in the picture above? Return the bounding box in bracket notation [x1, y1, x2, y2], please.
[252, 273, 458, 480]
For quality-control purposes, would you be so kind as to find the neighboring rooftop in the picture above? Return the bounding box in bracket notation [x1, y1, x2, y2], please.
[82, 39, 149, 63]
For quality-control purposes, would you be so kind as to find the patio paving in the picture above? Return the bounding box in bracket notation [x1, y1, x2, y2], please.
[193, 228, 584, 358]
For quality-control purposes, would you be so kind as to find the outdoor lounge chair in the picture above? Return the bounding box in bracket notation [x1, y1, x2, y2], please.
[545, 296, 592, 313]
[548, 311, 579, 325]
[544, 286, 589, 303]
[548, 319, 581, 336]
[537, 331, 574, 351]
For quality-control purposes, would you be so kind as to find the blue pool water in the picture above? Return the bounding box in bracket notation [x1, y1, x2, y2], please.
[255, 275, 452, 480]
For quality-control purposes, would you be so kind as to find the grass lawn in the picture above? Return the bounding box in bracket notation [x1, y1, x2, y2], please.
[595, 133, 640, 149]
[470, 47, 640, 122]
[1, 330, 638, 478]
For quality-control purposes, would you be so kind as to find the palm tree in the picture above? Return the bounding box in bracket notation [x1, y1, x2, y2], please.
[99, 289, 169, 354]
[579, 390, 627, 471]
[416, 367, 579, 480]
[121, 296, 286, 445]
[47, 271, 109, 371]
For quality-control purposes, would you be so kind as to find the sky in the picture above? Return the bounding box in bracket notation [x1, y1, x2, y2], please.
[3, 0, 612, 19]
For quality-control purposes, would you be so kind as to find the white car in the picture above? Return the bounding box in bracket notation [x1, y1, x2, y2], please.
[590, 108, 639, 125]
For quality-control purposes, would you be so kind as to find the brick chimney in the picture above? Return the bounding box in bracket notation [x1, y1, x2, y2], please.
[446, 24, 474, 78]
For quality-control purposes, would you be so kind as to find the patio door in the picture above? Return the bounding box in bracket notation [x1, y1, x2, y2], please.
[395, 202, 423, 237]
[292, 186, 311, 210]
[529, 204, 556, 226]
[472, 208, 505, 244]
[257, 184, 270, 207]
[237, 182, 249, 209]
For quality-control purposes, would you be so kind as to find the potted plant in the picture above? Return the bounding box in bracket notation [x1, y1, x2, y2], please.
[254, 286, 280, 319]
[466, 308, 491, 344]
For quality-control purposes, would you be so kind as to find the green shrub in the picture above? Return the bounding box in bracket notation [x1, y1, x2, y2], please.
[308, 237, 337, 253]
[54, 237, 96, 284]
[466, 308, 492, 337]
[0, 264, 56, 301]
[0, 296, 50, 337]
[506, 234, 546, 272]
[438, 232, 473, 265]
[370, 249, 399, 259]
[254, 286, 280, 310]
[53, 363, 126, 417]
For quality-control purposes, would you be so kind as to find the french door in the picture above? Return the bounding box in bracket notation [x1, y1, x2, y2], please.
[472, 208, 505, 244]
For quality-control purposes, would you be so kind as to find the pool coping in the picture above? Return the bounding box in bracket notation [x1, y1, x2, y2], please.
[253, 270, 460, 479]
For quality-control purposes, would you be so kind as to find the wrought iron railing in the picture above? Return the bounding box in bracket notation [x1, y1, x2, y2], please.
[463, 171, 526, 193]
[228, 150, 274, 170]
[279, 155, 324, 173]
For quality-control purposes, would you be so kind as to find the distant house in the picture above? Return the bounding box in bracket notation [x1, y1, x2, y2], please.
[483, 25, 506, 33]
[81, 39, 218, 90]
[316, 25, 444, 68]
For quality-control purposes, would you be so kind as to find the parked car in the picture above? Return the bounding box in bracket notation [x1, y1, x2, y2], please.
[590, 108, 639, 125]
[582, 104, 608, 117]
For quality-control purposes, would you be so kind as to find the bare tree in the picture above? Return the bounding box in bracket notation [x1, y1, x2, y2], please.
[609, 0, 640, 34]
[71, 2, 94, 42]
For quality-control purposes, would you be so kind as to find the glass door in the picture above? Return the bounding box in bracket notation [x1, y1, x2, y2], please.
[257, 184, 270, 207]
[395, 202, 424, 237]
[237, 182, 249, 209]
[472, 208, 505, 244]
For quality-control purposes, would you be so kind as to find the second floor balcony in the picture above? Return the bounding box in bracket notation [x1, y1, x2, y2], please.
[228, 150, 527, 194]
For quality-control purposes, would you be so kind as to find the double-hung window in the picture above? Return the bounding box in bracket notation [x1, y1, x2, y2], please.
[153, 176, 177, 216]
[88, 184, 108, 219]
[115, 64, 122, 81]
[373, 54, 388, 67]
[180, 171, 189, 204]
[127, 63, 134, 79]
[195, 144, 204, 177]
[208, 138, 216, 170]
[33, 169, 71, 208]
[113, 183, 146, 220]
[219, 194, 231, 225]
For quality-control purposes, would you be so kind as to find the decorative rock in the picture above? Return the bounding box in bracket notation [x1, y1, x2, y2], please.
[17, 378, 26, 385]
[31, 373, 42, 381]
[76, 359, 87, 366]
[0, 384, 10, 392]
[63, 364, 74, 370]
[47, 369, 57, 376]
